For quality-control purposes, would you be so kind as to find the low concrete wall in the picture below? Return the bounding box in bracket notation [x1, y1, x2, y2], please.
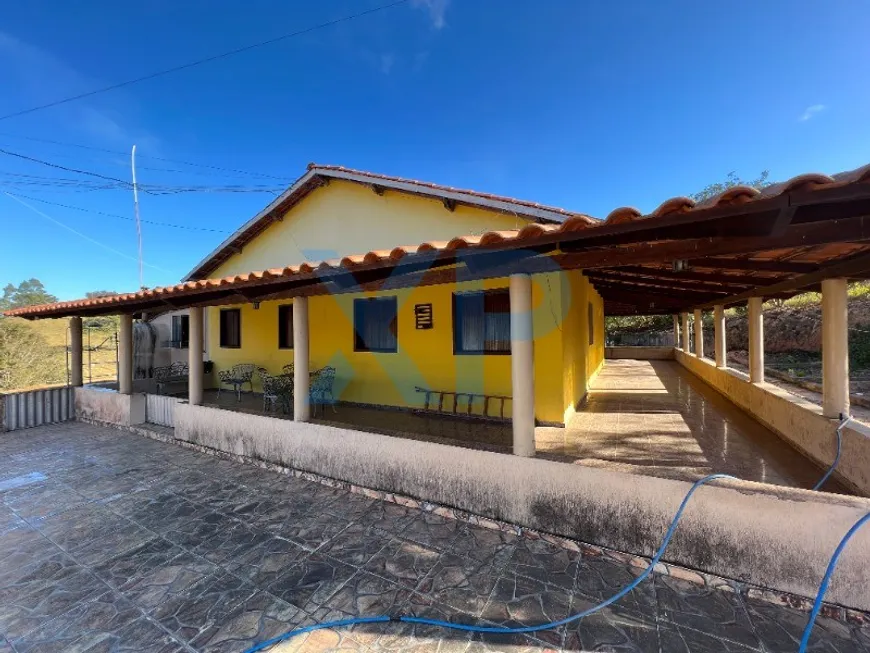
[175, 402, 870, 611]
[605, 346, 675, 360]
[74, 387, 146, 427]
[675, 349, 870, 496]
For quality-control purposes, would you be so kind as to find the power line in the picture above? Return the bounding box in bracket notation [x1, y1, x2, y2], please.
[3, 192, 231, 233]
[2, 192, 174, 273]
[0, 132, 294, 181]
[0, 147, 140, 191]
[0, 0, 411, 122]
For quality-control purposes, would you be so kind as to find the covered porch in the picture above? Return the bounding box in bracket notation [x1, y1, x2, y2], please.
[151, 358, 847, 491]
[8, 164, 870, 499]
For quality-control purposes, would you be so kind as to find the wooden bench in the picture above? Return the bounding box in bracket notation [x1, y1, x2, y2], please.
[414, 386, 511, 421]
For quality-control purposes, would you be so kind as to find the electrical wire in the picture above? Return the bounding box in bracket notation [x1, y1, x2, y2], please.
[0, 0, 411, 122]
[3, 192, 231, 233]
[0, 133, 293, 180]
[0, 147, 139, 191]
[2, 191, 173, 273]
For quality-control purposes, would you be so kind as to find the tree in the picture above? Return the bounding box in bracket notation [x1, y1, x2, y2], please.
[82, 290, 120, 329]
[690, 171, 773, 203]
[0, 279, 58, 310]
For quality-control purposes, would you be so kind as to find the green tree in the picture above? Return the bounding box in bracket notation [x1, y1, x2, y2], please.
[690, 171, 773, 203]
[85, 290, 118, 299]
[83, 290, 120, 329]
[0, 279, 58, 310]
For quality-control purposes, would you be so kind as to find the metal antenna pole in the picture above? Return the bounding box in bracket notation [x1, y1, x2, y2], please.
[131, 145, 143, 289]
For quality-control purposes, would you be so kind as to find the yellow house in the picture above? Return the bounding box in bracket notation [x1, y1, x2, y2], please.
[184, 164, 605, 425]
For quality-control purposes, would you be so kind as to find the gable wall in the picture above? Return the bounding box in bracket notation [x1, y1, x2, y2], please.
[210, 180, 536, 277]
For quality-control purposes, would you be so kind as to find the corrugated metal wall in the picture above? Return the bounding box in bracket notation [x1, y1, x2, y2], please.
[145, 394, 177, 427]
[1, 387, 74, 431]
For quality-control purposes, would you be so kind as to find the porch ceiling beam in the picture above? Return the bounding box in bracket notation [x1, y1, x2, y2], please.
[685, 258, 819, 273]
[699, 250, 870, 309]
[590, 280, 726, 302]
[595, 288, 692, 312]
[590, 267, 757, 290]
[585, 271, 734, 295]
[592, 280, 714, 301]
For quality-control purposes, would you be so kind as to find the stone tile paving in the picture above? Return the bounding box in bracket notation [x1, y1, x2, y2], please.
[1, 422, 868, 653]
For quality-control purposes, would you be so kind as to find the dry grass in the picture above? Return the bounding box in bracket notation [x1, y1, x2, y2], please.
[1, 318, 117, 391]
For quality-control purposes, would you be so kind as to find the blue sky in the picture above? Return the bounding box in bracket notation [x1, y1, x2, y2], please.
[1, 0, 868, 300]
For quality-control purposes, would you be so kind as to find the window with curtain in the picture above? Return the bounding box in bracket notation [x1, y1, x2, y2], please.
[278, 305, 294, 349]
[453, 289, 511, 354]
[171, 314, 189, 349]
[220, 309, 241, 348]
[354, 297, 398, 353]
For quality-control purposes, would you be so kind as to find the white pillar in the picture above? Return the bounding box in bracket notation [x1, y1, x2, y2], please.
[694, 309, 704, 358]
[714, 305, 726, 368]
[748, 297, 764, 384]
[118, 314, 133, 394]
[293, 296, 310, 422]
[69, 316, 83, 387]
[673, 315, 679, 347]
[510, 273, 535, 457]
[822, 278, 849, 419]
[681, 313, 690, 351]
[188, 307, 204, 406]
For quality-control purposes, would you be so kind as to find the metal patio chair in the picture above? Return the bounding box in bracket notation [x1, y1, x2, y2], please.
[217, 363, 257, 401]
[309, 366, 337, 417]
[258, 368, 292, 413]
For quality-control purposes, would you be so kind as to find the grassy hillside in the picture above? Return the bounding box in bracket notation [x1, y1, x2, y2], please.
[0, 317, 117, 392]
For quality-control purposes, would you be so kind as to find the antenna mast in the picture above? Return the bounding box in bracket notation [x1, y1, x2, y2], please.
[131, 145, 143, 289]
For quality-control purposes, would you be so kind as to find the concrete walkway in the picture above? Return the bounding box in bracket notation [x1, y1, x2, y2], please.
[537, 360, 846, 491]
[2, 423, 867, 652]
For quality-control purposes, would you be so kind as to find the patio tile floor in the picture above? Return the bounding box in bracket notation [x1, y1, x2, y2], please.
[192, 359, 846, 491]
[0, 422, 867, 652]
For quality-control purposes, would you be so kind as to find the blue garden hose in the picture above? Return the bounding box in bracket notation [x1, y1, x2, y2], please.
[798, 511, 870, 652]
[243, 419, 869, 653]
[243, 473, 733, 652]
[243, 617, 392, 653]
[813, 416, 850, 491]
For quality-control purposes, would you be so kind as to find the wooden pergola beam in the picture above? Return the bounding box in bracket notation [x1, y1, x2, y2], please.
[686, 258, 818, 273]
[699, 250, 870, 308]
[585, 271, 734, 295]
[613, 265, 784, 287]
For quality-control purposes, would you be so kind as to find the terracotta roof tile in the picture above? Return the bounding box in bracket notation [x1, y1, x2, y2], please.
[5, 162, 870, 319]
